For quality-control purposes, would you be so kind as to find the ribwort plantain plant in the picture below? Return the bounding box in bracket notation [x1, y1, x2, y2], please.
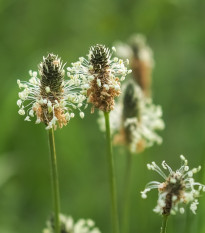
[17, 53, 87, 233]
[98, 79, 164, 232]
[107, 34, 162, 233]
[68, 44, 131, 233]
[141, 155, 205, 233]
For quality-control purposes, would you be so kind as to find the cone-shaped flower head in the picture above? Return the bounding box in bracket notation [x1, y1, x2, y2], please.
[141, 155, 205, 215]
[114, 34, 154, 96]
[67, 44, 131, 112]
[123, 81, 139, 119]
[98, 80, 164, 153]
[17, 53, 86, 130]
[43, 214, 101, 233]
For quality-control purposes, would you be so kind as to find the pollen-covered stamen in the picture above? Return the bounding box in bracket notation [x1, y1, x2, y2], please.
[147, 162, 167, 179]
[162, 161, 173, 174]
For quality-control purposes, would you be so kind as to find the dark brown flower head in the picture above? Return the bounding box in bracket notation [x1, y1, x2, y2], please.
[39, 53, 65, 96]
[89, 44, 111, 72]
[123, 81, 139, 119]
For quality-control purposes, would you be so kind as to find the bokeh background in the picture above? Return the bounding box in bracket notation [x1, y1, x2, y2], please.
[1, 0, 205, 232]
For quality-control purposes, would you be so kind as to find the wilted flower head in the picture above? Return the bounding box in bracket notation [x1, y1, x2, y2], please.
[114, 34, 154, 96]
[43, 214, 101, 233]
[17, 53, 86, 130]
[141, 155, 205, 215]
[67, 44, 131, 113]
[98, 80, 164, 153]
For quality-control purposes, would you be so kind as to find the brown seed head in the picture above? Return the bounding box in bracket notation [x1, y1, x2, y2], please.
[87, 44, 121, 112]
[128, 35, 153, 97]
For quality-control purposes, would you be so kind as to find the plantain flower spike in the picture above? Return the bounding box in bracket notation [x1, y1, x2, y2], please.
[114, 34, 154, 96]
[17, 53, 86, 130]
[43, 214, 101, 233]
[67, 44, 131, 113]
[141, 155, 205, 215]
[98, 80, 164, 153]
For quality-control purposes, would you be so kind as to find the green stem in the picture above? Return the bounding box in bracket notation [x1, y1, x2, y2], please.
[184, 210, 191, 233]
[104, 112, 120, 233]
[122, 150, 133, 233]
[48, 128, 60, 233]
[160, 215, 169, 233]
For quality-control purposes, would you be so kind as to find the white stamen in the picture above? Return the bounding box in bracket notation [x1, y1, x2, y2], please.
[80, 112, 84, 119]
[45, 86, 50, 93]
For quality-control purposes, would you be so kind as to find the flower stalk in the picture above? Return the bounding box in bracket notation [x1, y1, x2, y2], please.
[48, 128, 60, 233]
[160, 215, 168, 233]
[104, 112, 120, 233]
[122, 151, 133, 233]
[68, 44, 130, 233]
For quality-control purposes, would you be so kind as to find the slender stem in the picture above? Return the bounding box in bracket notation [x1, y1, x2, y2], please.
[122, 150, 133, 233]
[184, 210, 191, 233]
[160, 215, 169, 233]
[104, 112, 120, 233]
[48, 128, 60, 233]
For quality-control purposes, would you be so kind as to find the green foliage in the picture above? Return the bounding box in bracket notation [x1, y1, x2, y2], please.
[0, 0, 205, 232]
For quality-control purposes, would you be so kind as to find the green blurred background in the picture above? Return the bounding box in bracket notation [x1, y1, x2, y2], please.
[1, 0, 205, 232]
